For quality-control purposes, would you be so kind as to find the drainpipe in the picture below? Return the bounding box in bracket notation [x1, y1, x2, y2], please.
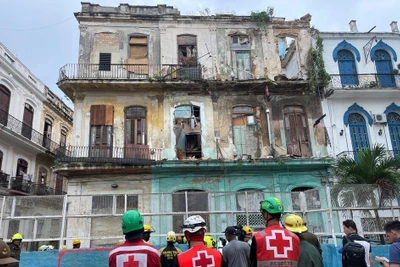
[266, 109, 274, 155]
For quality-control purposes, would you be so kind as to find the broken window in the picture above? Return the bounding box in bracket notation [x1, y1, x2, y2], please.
[291, 187, 320, 210]
[284, 106, 311, 157]
[278, 36, 299, 78]
[232, 106, 257, 158]
[172, 190, 209, 233]
[174, 105, 201, 159]
[177, 35, 197, 66]
[231, 35, 251, 80]
[236, 189, 264, 228]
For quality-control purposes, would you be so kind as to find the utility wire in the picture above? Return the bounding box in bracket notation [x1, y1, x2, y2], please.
[0, 16, 74, 31]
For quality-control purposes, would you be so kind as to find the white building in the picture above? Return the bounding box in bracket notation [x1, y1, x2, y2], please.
[319, 20, 400, 159]
[0, 42, 72, 196]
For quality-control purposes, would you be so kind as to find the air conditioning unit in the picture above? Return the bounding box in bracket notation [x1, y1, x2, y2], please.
[373, 113, 387, 124]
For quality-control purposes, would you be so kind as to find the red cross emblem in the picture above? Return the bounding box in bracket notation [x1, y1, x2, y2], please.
[265, 230, 293, 258]
[193, 250, 214, 267]
[123, 255, 140, 267]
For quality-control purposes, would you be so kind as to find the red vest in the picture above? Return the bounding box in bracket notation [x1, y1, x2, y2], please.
[177, 245, 222, 267]
[254, 224, 300, 267]
[108, 239, 161, 267]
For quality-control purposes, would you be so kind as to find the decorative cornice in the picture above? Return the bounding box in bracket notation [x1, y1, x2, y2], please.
[332, 40, 361, 62]
[343, 103, 373, 126]
[370, 40, 397, 62]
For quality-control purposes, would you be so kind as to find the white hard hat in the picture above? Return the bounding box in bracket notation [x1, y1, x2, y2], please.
[182, 215, 207, 234]
[166, 231, 176, 242]
[38, 245, 54, 251]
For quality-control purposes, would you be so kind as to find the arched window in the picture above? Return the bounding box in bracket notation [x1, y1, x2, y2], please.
[60, 129, 68, 148]
[172, 190, 209, 233]
[284, 106, 311, 157]
[125, 106, 147, 145]
[0, 150, 3, 171]
[42, 118, 53, 149]
[291, 187, 320, 210]
[337, 49, 359, 86]
[348, 113, 370, 154]
[373, 49, 396, 87]
[22, 103, 34, 140]
[388, 112, 400, 157]
[236, 189, 264, 228]
[14, 158, 28, 192]
[0, 85, 11, 126]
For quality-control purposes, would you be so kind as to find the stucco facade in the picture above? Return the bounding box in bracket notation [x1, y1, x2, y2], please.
[0, 41, 72, 196]
[318, 20, 400, 158]
[55, 3, 332, 246]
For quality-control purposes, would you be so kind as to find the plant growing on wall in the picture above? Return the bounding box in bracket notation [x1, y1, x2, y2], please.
[251, 7, 274, 29]
[307, 34, 330, 91]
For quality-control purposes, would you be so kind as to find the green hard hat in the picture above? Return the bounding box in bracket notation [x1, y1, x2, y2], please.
[260, 197, 284, 214]
[121, 210, 144, 234]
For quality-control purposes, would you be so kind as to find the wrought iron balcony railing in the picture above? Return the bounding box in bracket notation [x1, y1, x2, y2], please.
[0, 109, 61, 154]
[57, 145, 163, 165]
[0, 172, 10, 189]
[58, 63, 203, 82]
[1, 176, 66, 195]
[336, 150, 399, 159]
[327, 74, 400, 89]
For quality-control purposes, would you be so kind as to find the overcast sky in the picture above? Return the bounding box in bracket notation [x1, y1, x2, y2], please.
[0, 0, 398, 109]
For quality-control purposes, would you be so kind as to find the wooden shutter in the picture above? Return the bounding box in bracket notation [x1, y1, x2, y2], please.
[105, 105, 114, 126]
[91, 105, 113, 126]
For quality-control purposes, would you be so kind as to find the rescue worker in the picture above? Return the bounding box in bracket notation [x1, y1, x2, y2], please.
[284, 214, 323, 267]
[174, 215, 222, 267]
[108, 210, 160, 267]
[242, 226, 253, 245]
[250, 197, 300, 267]
[72, 239, 81, 249]
[204, 235, 217, 249]
[8, 232, 22, 267]
[296, 215, 322, 255]
[159, 231, 182, 267]
[0, 240, 19, 266]
[143, 224, 155, 243]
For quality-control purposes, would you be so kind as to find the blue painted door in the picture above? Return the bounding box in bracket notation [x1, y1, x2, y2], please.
[374, 49, 395, 87]
[338, 50, 359, 86]
[388, 112, 400, 157]
[348, 113, 370, 158]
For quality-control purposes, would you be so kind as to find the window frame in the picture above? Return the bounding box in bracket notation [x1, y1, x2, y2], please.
[99, 53, 112, 71]
[124, 106, 147, 146]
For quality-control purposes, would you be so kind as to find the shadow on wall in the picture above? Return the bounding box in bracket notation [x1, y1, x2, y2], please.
[20, 244, 389, 267]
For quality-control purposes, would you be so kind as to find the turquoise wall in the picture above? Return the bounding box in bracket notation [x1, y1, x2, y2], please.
[19, 244, 389, 267]
[151, 159, 332, 242]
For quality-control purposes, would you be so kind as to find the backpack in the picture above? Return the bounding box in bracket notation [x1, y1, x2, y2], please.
[342, 235, 367, 267]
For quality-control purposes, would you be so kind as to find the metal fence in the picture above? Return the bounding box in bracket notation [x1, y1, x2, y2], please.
[58, 63, 203, 82]
[1, 184, 399, 250]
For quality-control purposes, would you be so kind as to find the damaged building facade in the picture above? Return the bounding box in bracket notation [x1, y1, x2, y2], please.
[55, 3, 332, 246]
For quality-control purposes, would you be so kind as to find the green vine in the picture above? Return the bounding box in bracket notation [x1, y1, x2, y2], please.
[307, 35, 330, 91]
[251, 7, 274, 29]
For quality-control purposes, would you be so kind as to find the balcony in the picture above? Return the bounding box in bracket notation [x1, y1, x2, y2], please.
[58, 63, 203, 82]
[57, 145, 163, 165]
[327, 74, 400, 90]
[0, 109, 60, 154]
[337, 150, 399, 159]
[0, 175, 66, 195]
